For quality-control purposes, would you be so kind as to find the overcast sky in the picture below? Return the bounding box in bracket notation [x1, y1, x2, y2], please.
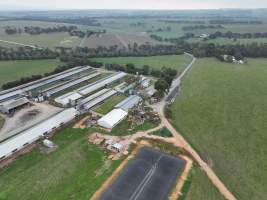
[0, 0, 267, 10]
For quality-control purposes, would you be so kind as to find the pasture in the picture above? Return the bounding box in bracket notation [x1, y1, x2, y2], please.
[0, 59, 62, 87]
[0, 128, 121, 200]
[94, 95, 126, 115]
[93, 54, 192, 73]
[171, 58, 267, 200]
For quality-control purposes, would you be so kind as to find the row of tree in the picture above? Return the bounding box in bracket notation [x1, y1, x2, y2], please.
[208, 31, 267, 39]
[0, 47, 57, 61]
[209, 20, 263, 25]
[69, 29, 106, 38]
[158, 20, 206, 24]
[57, 43, 184, 58]
[186, 42, 267, 59]
[4, 25, 78, 35]
[182, 25, 224, 31]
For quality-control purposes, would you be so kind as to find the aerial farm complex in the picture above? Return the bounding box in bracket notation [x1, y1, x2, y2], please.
[0, 62, 190, 200]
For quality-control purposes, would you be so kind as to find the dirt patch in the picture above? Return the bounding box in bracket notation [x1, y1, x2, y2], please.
[0, 102, 62, 142]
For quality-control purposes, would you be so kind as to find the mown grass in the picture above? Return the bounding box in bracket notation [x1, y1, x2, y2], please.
[94, 95, 126, 115]
[93, 54, 192, 73]
[0, 59, 62, 87]
[152, 127, 173, 137]
[171, 58, 267, 200]
[0, 128, 121, 200]
[107, 119, 158, 136]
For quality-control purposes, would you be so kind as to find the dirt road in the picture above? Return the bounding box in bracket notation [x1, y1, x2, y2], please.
[0, 39, 41, 49]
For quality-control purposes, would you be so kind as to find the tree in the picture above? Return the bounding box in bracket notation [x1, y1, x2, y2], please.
[155, 79, 169, 94]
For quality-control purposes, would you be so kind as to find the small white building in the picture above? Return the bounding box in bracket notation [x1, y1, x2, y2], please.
[43, 139, 55, 148]
[98, 109, 128, 129]
[111, 143, 124, 152]
[55, 92, 82, 107]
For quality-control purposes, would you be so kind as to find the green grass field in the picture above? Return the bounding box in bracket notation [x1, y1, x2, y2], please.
[94, 95, 126, 114]
[171, 58, 267, 200]
[93, 54, 192, 73]
[0, 59, 62, 87]
[106, 120, 158, 136]
[0, 20, 84, 49]
[0, 128, 121, 200]
[188, 37, 267, 45]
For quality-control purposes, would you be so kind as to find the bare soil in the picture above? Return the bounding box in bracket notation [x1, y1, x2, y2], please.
[0, 102, 62, 142]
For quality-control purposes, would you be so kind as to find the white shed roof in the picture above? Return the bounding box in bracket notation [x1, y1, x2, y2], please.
[78, 72, 126, 96]
[0, 66, 91, 103]
[83, 90, 117, 110]
[98, 108, 128, 129]
[55, 92, 82, 106]
[115, 95, 142, 112]
[0, 108, 78, 159]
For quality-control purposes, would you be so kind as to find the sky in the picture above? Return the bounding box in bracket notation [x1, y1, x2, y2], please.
[0, 0, 266, 10]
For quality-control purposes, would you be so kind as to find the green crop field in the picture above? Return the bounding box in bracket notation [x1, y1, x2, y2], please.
[0, 20, 84, 49]
[0, 128, 121, 200]
[0, 59, 62, 87]
[171, 58, 267, 200]
[188, 37, 267, 45]
[93, 54, 192, 73]
[94, 95, 126, 114]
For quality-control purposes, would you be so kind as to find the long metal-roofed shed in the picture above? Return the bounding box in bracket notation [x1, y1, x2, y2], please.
[0, 66, 92, 103]
[0, 108, 78, 160]
[83, 89, 117, 110]
[79, 88, 109, 105]
[98, 108, 128, 129]
[0, 97, 30, 114]
[114, 95, 142, 112]
[78, 72, 126, 96]
[44, 71, 101, 97]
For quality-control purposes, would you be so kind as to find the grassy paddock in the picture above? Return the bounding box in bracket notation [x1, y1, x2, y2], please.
[0, 59, 62, 88]
[93, 54, 192, 73]
[0, 128, 121, 200]
[94, 95, 126, 115]
[171, 58, 267, 200]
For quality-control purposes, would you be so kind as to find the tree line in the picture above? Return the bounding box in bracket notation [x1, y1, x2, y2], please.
[182, 25, 224, 31]
[5, 25, 77, 35]
[58, 43, 183, 58]
[0, 47, 57, 61]
[158, 20, 206, 24]
[208, 31, 267, 39]
[4, 25, 106, 38]
[69, 29, 106, 38]
[209, 20, 263, 25]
